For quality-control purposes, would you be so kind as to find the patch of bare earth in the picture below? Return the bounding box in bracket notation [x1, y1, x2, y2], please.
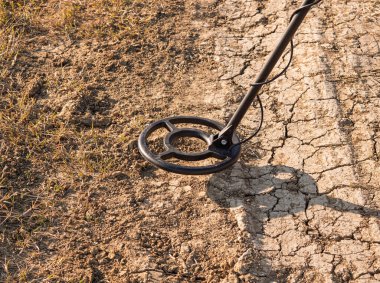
[1, 0, 379, 282]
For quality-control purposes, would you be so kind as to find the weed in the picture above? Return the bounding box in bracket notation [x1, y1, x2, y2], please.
[58, 1, 82, 34]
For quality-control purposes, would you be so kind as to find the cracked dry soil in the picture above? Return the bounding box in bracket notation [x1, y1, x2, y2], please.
[1, 0, 380, 282]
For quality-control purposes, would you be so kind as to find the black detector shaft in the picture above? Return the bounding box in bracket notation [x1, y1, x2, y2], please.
[138, 0, 322, 175]
[214, 0, 319, 146]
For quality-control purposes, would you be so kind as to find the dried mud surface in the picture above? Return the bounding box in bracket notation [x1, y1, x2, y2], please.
[1, 0, 380, 282]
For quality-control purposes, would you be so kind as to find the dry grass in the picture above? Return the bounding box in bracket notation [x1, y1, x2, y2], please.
[0, 0, 155, 200]
[36, 0, 157, 39]
[0, 0, 168, 280]
[0, 0, 156, 66]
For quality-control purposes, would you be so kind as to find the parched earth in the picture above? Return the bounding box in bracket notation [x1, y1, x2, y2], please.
[1, 0, 379, 282]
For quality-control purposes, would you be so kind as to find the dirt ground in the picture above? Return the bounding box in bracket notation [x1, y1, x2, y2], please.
[1, 0, 379, 282]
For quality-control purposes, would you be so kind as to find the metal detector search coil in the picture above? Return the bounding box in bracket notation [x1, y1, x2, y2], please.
[138, 0, 322, 175]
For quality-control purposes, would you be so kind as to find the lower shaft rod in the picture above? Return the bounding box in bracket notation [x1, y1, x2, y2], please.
[223, 0, 316, 137]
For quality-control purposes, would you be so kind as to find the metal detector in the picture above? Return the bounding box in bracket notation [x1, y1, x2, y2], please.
[138, 0, 322, 175]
